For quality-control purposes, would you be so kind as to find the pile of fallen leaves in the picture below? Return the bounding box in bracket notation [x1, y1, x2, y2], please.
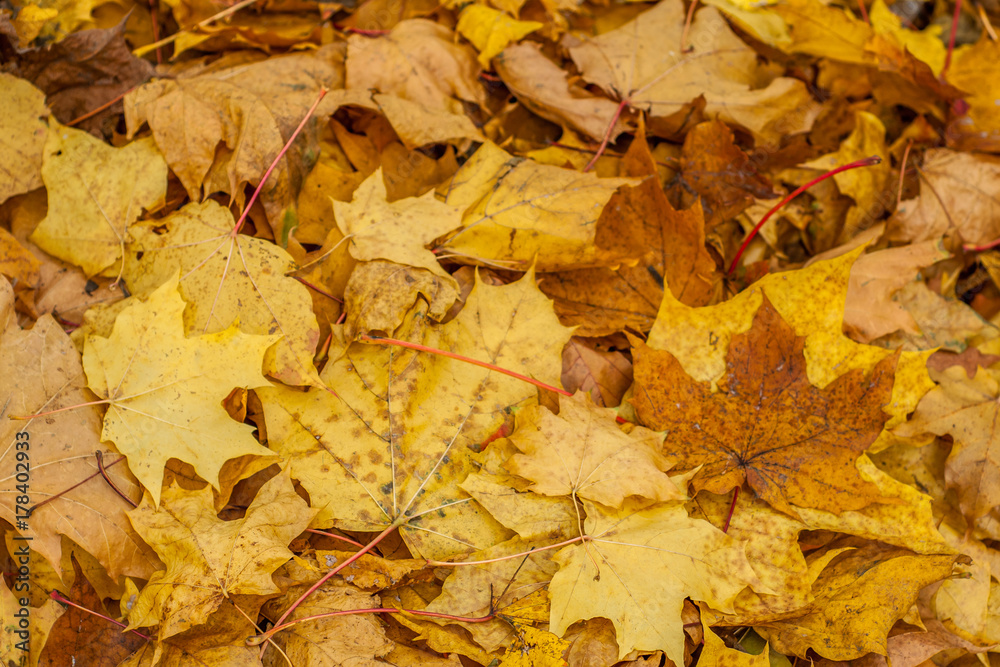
[3, 0, 1000, 664]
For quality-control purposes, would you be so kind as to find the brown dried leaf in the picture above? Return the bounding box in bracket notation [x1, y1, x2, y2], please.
[560, 337, 633, 407]
[541, 127, 715, 335]
[494, 42, 626, 142]
[632, 295, 899, 518]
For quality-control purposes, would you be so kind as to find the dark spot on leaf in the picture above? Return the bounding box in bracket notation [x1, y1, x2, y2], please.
[647, 265, 664, 287]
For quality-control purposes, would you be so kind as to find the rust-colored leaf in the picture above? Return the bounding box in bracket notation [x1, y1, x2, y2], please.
[542, 127, 715, 335]
[632, 295, 899, 517]
[39, 556, 145, 666]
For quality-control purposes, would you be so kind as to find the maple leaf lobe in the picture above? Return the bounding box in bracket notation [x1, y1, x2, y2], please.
[633, 295, 899, 517]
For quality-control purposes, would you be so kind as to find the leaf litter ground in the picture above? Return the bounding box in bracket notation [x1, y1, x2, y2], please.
[1, 0, 998, 665]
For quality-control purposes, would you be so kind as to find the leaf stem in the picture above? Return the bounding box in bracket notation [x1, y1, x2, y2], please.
[426, 535, 587, 567]
[67, 87, 138, 127]
[727, 156, 882, 275]
[10, 397, 113, 420]
[133, 0, 264, 56]
[27, 455, 126, 517]
[147, 0, 162, 63]
[331, 23, 390, 35]
[357, 334, 572, 396]
[895, 140, 912, 210]
[978, 2, 998, 41]
[50, 591, 152, 641]
[680, 0, 698, 52]
[233, 87, 328, 236]
[583, 98, 629, 172]
[247, 607, 495, 647]
[856, 0, 870, 25]
[261, 522, 399, 656]
[293, 276, 343, 303]
[231, 602, 289, 663]
[95, 451, 138, 508]
[306, 528, 365, 548]
[942, 0, 963, 78]
[722, 487, 738, 533]
[965, 238, 1000, 251]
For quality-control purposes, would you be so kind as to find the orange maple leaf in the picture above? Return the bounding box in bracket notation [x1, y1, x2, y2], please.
[631, 294, 899, 517]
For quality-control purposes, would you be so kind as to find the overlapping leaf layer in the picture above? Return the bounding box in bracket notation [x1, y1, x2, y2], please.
[1, 0, 998, 664]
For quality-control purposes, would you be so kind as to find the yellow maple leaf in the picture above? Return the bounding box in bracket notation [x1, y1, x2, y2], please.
[868, 0, 945, 74]
[333, 168, 462, 283]
[261, 581, 395, 665]
[568, 0, 818, 146]
[30, 125, 167, 277]
[343, 260, 459, 339]
[763, 0, 944, 72]
[700, 0, 789, 47]
[260, 269, 573, 560]
[125, 597, 268, 665]
[762, 543, 960, 660]
[549, 499, 762, 664]
[425, 536, 560, 654]
[390, 584, 497, 665]
[647, 247, 933, 440]
[694, 473, 952, 627]
[461, 470, 578, 542]
[126, 470, 314, 646]
[0, 578, 22, 662]
[498, 622, 569, 667]
[9, 0, 101, 44]
[345, 19, 485, 115]
[504, 393, 683, 507]
[372, 93, 486, 149]
[895, 366, 1000, 520]
[82, 275, 278, 505]
[457, 5, 543, 67]
[124, 199, 321, 387]
[946, 39, 1000, 152]
[700, 621, 770, 667]
[0, 574, 61, 666]
[772, 0, 872, 64]
[794, 454, 953, 552]
[124, 48, 340, 239]
[11, 4, 58, 45]
[439, 141, 637, 270]
[930, 523, 1000, 647]
[0, 73, 49, 204]
[0, 290, 158, 581]
[693, 492, 818, 622]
